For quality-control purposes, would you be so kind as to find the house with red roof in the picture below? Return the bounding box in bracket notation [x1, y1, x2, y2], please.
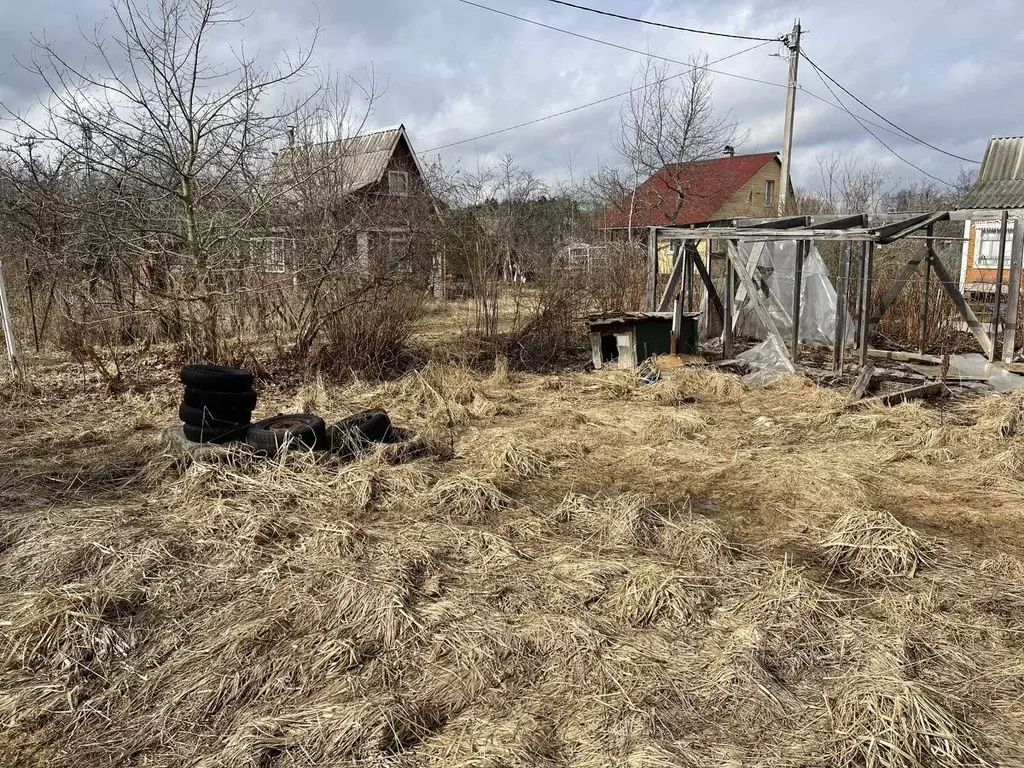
[594, 151, 795, 235]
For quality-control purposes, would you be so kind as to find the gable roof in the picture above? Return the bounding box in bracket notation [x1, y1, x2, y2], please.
[275, 124, 425, 194]
[594, 152, 779, 229]
[960, 136, 1024, 210]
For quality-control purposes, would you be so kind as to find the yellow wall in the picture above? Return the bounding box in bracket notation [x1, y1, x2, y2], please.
[715, 158, 794, 219]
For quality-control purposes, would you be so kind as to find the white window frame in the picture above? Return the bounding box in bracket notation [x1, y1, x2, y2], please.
[388, 170, 411, 197]
[974, 221, 1015, 270]
[250, 236, 291, 274]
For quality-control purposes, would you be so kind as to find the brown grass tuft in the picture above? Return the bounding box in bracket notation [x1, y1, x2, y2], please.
[822, 508, 933, 580]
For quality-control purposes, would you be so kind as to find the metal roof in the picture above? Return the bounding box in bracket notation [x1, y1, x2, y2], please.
[960, 136, 1024, 209]
[274, 125, 422, 194]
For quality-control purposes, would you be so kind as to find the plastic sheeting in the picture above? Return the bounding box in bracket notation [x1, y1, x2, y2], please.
[737, 336, 796, 388]
[733, 241, 855, 348]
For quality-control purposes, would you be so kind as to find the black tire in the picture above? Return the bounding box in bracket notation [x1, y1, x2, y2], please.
[179, 402, 252, 428]
[246, 414, 327, 453]
[337, 409, 393, 443]
[180, 364, 254, 393]
[183, 387, 258, 412]
[182, 421, 251, 444]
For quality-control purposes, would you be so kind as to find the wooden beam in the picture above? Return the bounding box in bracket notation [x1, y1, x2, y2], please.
[723, 246, 735, 359]
[990, 210, 1010, 362]
[833, 241, 852, 372]
[866, 244, 928, 336]
[805, 213, 867, 230]
[1003, 217, 1024, 363]
[858, 242, 873, 367]
[873, 211, 948, 244]
[743, 215, 809, 229]
[867, 348, 943, 364]
[791, 239, 805, 362]
[645, 228, 659, 311]
[928, 251, 994, 358]
[728, 240, 790, 353]
[692, 248, 724, 323]
[656, 240, 684, 312]
[877, 382, 948, 407]
[919, 224, 933, 355]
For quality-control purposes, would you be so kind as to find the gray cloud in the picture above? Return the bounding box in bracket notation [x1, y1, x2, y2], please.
[1, 0, 1018, 193]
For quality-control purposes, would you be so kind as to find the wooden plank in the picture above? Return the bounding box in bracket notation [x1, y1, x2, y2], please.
[877, 382, 948, 407]
[928, 252, 995, 358]
[858, 242, 873, 367]
[743, 215, 809, 229]
[723, 247, 734, 359]
[1002, 216, 1024, 362]
[850, 362, 876, 401]
[867, 348, 943, 364]
[919, 224, 933, 355]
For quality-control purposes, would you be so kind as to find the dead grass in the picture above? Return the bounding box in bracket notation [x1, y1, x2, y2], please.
[3, 356, 1024, 767]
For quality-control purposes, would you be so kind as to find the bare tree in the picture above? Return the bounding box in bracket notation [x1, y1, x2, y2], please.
[600, 53, 743, 242]
[2, 0, 329, 359]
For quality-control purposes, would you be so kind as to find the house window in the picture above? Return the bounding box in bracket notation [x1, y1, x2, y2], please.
[250, 237, 291, 273]
[764, 179, 776, 207]
[388, 232, 413, 271]
[388, 170, 410, 197]
[975, 223, 1015, 269]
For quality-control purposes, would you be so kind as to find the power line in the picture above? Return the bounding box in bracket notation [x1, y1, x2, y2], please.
[453, 0, 789, 91]
[800, 49, 981, 165]
[540, 0, 782, 43]
[806, 58, 957, 188]
[423, 41, 770, 152]
[451, 0, 942, 148]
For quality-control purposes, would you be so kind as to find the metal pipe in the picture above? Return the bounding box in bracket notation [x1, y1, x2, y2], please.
[919, 223, 933, 356]
[790, 239, 805, 362]
[990, 210, 1010, 362]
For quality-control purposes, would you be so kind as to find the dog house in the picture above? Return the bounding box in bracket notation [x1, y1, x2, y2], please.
[587, 311, 698, 369]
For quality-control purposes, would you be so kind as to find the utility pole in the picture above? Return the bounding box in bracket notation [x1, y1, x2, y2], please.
[778, 19, 801, 216]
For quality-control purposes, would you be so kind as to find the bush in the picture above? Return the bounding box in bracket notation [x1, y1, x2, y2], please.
[308, 285, 425, 381]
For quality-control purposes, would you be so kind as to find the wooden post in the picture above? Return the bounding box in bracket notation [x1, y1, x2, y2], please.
[990, 210, 1010, 362]
[656, 240, 684, 312]
[685, 245, 696, 312]
[790, 239, 805, 362]
[723, 240, 735, 358]
[1002, 216, 1024, 363]
[919, 224, 933, 356]
[671, 292, 683, 355]
[645, 228, 659, 311]
[833, 240, 852, 372]
[858, 241, 873, 367]
[0, 258, 23, 380]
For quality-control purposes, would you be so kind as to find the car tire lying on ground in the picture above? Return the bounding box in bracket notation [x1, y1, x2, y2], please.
[246, 414, 328, 454]
[182, 421, 252, 444]
[182, 386, 258, 412]
[328, 409, 396, 459]
[180, 364, 254, 393]
[179, 402, 254, 428]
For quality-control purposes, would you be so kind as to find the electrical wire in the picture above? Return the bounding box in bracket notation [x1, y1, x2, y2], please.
[453, 0, 786, 91]
[423, 41, 771, 153]
[540, 0, 782, 42]
[800, 49, 980, 164]
[806, 58, 958, 187]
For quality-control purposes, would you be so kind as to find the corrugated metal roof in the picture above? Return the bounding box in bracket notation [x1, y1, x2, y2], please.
[960, 136, 1024, 209]
[275, 125, 407, 193]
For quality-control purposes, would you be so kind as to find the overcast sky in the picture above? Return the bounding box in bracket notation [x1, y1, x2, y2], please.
[1, 0, 1020, 194]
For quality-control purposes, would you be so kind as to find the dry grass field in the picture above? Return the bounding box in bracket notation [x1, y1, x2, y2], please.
[3, 345, 1024, 767]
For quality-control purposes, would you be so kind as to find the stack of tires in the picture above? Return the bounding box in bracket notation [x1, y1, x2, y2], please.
[179, 364, 257, 444]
